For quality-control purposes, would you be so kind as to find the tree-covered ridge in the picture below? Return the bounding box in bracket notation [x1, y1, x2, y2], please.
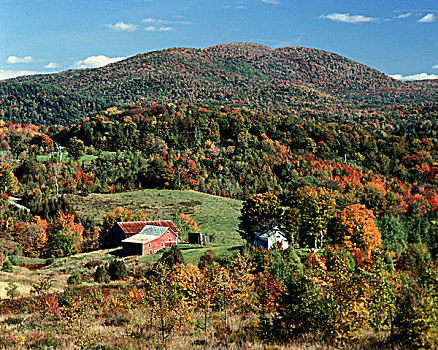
[1, 42, 436, 126]
[209, 43, 437, 104]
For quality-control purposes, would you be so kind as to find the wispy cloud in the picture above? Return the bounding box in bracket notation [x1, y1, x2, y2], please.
[144, 26, 175, 32]
[432, 64, 438, 69]
[320, 13, 378, 24]
[390, 73, 438, 81]
[45, 62, 61, 69]
[262, 0, 279, 4]
[0, 70, 44, 81]
[105, 21, 137, 32]
[74, 55, 125, 69]
[7, 56, 34, 64]
[418, 13, 436, 23]
[142, 18, 192, 25]
[396, 12, 411, 19]
[224, 5, 247, 9]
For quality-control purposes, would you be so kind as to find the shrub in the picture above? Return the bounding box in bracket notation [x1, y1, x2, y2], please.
[2, 259, 13, 273]
[198, 249, 216, 269]
[67, 271, 81, 286]
[6, 282, 19, 299]
[95, 265, 110, 283]
[160, 245, 184, 268]
[8, 254, 19, 266]
[107, 259, 127, 280]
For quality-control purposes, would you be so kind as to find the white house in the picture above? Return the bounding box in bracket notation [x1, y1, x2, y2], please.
[254, 225, 289, 250]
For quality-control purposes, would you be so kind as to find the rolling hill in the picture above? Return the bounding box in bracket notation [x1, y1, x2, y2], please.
[1, 42, 436, 125]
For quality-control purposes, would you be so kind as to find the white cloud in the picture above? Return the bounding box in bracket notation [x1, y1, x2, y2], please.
[74, 55, 126, 68]
[396, 12, 411, 19]
[418, 13, 436, 23]
[0, 70, 44, 81]
[432, 64, 438, 69]
[320, 13, 378, 23]
[45, 62, 61, 69]
[224, 5, 247, 9]
[7, 56, 34, 64]
[105, 21, 137, 32]
[142, 18, 192, 25]
[144, 26, 175, 32]
[390, 73, 438, 81]
[262, 0, 279, 4]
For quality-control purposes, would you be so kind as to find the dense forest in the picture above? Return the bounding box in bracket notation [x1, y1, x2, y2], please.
[1, 101, 438, 256]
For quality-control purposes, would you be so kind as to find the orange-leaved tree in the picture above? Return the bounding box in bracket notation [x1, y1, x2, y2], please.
[101, 207, 146, 233]
[18, 216, 49, 257]
[335, 204, 382, 260]
[46, 212, 84, 257]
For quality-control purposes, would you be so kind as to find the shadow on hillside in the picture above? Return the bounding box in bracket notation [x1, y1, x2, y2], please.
[109, 248, 126, 258]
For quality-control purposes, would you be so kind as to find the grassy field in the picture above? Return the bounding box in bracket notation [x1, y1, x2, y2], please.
[67, 189, 243, 244]
[139, 243, 242, 265]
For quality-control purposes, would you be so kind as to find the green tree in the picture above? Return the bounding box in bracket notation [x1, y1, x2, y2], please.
[160, 245, 184, 268]
[66, 137, 86, 160]
[94, 265, 110, 283]
[107, 259, 127, 280]
[291, 186, 337, 249]
[238, 192, 282, 244]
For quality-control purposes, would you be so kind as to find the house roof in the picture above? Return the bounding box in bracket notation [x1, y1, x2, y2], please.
[116, 221, 148, 235]
[122, 225, 176, 244]
[145, 220, 180, 233]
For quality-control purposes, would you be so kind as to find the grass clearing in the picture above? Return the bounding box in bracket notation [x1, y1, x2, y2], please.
[139, 243, 242, 265]
[67, 189, 243, 244]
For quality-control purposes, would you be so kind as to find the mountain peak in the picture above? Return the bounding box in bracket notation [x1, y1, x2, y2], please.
[204, 42, 274, 56]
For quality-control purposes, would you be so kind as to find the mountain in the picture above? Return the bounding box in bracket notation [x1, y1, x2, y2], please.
[0, 42, 436, 125]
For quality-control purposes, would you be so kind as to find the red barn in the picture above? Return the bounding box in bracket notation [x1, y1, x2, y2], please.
[121, 225, 181, 255]
[100, 220, 180, 249]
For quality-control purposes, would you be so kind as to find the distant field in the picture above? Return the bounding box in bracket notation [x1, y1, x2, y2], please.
[67, 189, 243, 244]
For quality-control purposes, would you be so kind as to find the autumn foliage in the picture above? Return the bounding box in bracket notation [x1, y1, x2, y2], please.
[335, 204, 382, 259]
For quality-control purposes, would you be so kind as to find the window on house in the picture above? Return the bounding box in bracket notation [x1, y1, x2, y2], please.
[148, 243, 151, 247]
[161, 242, 164, 247]
[154, 250, 156, 253]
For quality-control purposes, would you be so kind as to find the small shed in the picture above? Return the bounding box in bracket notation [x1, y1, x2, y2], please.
[121, 225, 181, 256]
[254, 225, 289, 250]
[188, 232, 210, 245]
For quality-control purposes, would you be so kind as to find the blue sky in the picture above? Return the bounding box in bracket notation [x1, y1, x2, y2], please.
[1, 0, 437, 81]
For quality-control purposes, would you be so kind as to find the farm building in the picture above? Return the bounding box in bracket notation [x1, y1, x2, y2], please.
[122, 225, 181, 255]
[188, 231, 210, 245]
[254, 225, 289, 250]
[100, 220, 180, 249]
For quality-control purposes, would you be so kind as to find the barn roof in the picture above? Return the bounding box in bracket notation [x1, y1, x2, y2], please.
[145, 220, 180, 233]
[122, 225, 177, 244]
[116, 221, 148, 235]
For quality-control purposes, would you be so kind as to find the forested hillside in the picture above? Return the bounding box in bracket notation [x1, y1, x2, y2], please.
[1, 42, 436, 126]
